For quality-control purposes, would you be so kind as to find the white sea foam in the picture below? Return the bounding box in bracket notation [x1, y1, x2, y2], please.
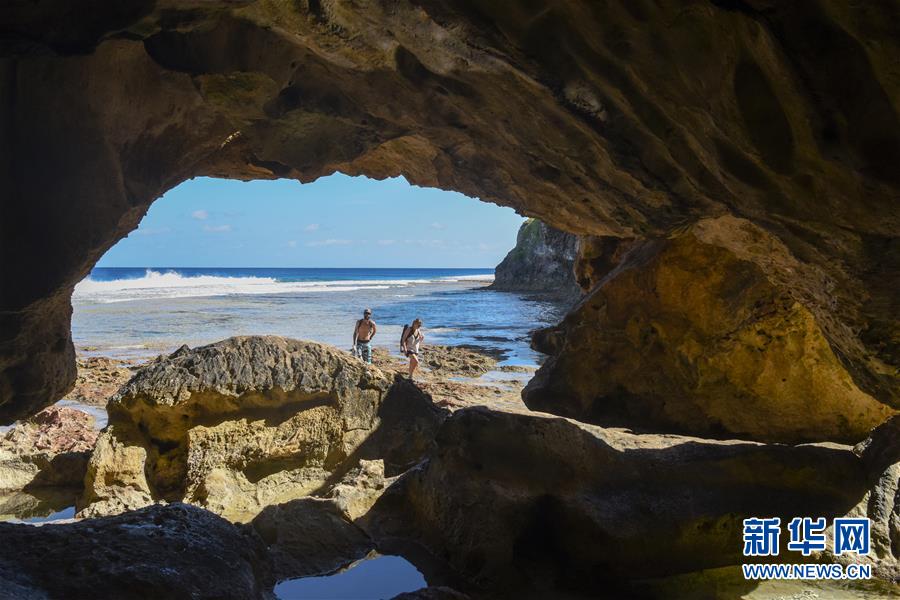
[73, 269, 490, 303]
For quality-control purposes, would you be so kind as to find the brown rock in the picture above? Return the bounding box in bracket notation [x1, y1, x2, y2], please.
[368, 406, 875, 594]
[79, 336, 445, 521]
[62, 356, 136, 406]
[0, 406, 97, 492]
[525, 217, 895, 444]
[251, 497, 373, 581]
[1, 1, 899, 425]
[0, 503, 274, 600]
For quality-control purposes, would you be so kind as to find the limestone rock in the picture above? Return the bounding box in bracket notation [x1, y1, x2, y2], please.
[251, 497, 373, 580]
[821, 415, 900, 582]
[79, 336, 444, 520]
[0, 503, 273, 600]
[78, 425, 154, 519]
[327, 459, 392, 522]
[61, 356, 136, 406]
[490, 219, 581, 301]
[0, 406, 97, 492]
[1, 1, 899, 425]
[369, 407, 873, 593]
[525, 217, 895, 444]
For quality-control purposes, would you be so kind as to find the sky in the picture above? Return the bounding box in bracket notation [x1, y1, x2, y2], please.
[98, 175, 526, 268]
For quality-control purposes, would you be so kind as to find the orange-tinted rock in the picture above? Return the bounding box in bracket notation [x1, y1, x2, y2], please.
[525, 217, 895, 444]
[1, 2, 899, 421]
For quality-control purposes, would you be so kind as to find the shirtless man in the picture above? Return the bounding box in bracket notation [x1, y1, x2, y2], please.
[352, 308, 377, 364]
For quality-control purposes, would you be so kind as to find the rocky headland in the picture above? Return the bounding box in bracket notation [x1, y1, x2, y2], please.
[489, 219, 582, 302]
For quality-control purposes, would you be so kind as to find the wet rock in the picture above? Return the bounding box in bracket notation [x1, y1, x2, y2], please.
[490, 219, 581, 301]
[0, 406, 97, 492]
[369, 407, 874, 594]
[0, 503, 273, 600]
[525, 217, 896, 444]
[79, 336, 444, 521]
[62, 356, 137, 406]
[251, 497, 373, 580]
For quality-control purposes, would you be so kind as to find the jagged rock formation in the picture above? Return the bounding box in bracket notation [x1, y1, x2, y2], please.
[62, 356, 136, 406]
[490, 219, 581, 300]
[831, 415, 900, 582]
[0, 406, 96, 493]
[366, 406, 886, 595]
[79, 336, 445, 521]
[526, 216, 896, 444]
[1, 1, 899, 424]
[0, 503, 274, 600]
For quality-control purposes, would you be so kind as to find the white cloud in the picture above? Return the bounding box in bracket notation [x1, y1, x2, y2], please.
[404, 239, 446, 247]
[304, 223, 320, 232]
[286, 240, 298, 248]
[192, 210, 209, 220]
[377, 239, 396, 246]
[203, 224, 232, 233]
[306, 238, 352, 247]
[430, 222, 446, 230]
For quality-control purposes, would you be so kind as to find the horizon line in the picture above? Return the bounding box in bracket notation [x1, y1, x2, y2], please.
[92, 265, 497, 270]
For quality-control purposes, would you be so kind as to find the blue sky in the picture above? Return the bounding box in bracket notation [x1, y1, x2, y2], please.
[98, 175, 525, 268]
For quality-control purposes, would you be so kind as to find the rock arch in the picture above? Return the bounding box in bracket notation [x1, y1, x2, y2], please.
[1, 0, 898, 431]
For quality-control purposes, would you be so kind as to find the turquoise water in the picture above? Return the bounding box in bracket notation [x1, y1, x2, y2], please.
[275, 555, 426, 600]
[72, 267, 564, 365]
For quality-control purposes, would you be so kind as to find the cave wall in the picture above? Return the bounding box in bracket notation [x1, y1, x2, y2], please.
[0, 0, 898, 423]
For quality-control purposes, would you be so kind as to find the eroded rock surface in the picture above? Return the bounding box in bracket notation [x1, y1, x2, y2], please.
[490, 219, 581, 301]
[0, 503, 273, 600]
[79, 336, 444, 521]
[368, 406, 878, 594]
[61, 356, 137, 406]
[1, 1, 899, 424]
[0, 406, 97, 493]
[526, 217, 895, 444]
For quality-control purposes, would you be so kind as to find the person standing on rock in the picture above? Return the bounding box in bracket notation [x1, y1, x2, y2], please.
[353, 308, 377, 364]
[401, 318, 424, 380]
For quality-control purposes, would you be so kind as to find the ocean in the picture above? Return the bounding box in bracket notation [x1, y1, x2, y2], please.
[72, 267, 565, 366]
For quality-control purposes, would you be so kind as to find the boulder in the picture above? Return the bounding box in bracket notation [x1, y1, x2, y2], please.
[79, 336, 445, 521]
[251, 497, 373, 580]
[0, 406, 97, 493]
[0, 503, 273, 600]
[525, 217, 895, 444]
[368, 407, 875, 594]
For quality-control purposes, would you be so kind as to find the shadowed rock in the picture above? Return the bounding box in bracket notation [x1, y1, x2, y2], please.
[490, 219, 581, 302]
[0, 503, 273, 600]
[367, 406, 876, 594]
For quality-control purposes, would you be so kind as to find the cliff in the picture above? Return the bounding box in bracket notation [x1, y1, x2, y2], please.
[490, 219, 581, 301]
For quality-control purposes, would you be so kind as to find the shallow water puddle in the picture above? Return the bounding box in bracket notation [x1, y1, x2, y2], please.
[275, 555, 426, 600]
[5, 505, 76, 524]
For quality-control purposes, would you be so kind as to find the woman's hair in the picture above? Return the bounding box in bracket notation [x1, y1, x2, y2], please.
[412, 318, 422, 326]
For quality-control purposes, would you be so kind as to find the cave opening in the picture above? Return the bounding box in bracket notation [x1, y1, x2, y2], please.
[65, 173, 569, 419]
